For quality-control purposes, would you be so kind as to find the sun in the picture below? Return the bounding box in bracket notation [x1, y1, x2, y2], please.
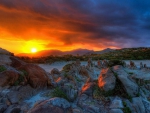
[31, 48, 37, 53]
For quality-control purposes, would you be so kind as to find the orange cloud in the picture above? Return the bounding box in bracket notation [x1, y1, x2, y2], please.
[0, 0, 147, 55]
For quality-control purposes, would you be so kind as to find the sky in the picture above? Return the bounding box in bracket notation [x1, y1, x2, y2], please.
[0, 0, 150, 54]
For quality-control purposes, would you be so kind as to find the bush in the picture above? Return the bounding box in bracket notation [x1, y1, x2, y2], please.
[0, 65, 6, 72]
[108, 59, 125, 67]
[51, 87, 68, 100]
[122, 101, 132, 113]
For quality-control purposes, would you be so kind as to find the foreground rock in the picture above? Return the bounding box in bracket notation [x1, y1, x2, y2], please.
[0, 70, 20, 87]
[18, 64, 51, 88]
[113, 65, 139, 97]
[28, 97, 72, 113]
[98, 68, 116, 91]
[80, 78, 96, 96]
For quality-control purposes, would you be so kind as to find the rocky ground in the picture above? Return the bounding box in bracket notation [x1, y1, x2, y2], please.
[0, 54, 150, 113]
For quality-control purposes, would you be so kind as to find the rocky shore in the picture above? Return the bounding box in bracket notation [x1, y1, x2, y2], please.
[0, 53, 150, 113]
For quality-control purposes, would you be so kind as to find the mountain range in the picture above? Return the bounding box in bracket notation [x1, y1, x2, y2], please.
[17, 48, 115, 57]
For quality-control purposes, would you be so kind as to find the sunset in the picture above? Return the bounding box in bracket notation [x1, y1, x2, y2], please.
[0, 1, 150, 113]
[0, 0, 150, 55]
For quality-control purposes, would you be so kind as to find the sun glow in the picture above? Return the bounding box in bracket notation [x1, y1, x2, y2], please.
[31, 48, 37, 53]
[21, 40, 45, 53]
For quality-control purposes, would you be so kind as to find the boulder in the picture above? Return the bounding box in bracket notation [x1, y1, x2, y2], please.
[0, 55, 12, 65]
[18, 64, 50, 88]
[142, 99, 150, 113]
[28, 105, 65, 113]
[98, 68, 116, 91]
[132, 97, 145, 113]
[0, 70, 20, 87]
[10, 56, 26, 68]
[62, 83, 78, 101]
[109, 109, 123, 113]
[72, 108, 83, 113]
[109, 97, 123, 109]
[28, 97, 71, 113]
[51, 68, 60, 75]
[7, 91, 19, 104]
[0, 104, 7, 113]
[80, 78, 95, 96]
[113, 65, 139, 97]
[4, 105, 21, 113]
[48, 97, 70, 109]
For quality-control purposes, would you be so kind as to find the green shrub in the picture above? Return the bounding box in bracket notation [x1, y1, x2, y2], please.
[122, 101, 132, 113]
[128, 72, 134, 75]
[122, 107, 131, 113]
[0, 65, 6, 72]
[51, 87, 68, 100]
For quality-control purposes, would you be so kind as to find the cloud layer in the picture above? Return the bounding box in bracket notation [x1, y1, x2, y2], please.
[0, 0, 150, 53]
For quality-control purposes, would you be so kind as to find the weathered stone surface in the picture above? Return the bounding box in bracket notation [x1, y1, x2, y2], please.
[80, 78, 95, 96]
[10, 56, 26, 69]
[62, 83, 78, 101]
[18, 64, 50, 88]
[132, 97, 145, 113]
[98, 68, 116, 91]
[51, 68, 60, 75]
[0, 55, 12, 65]
[142, 99, 150, 113]
[28, 97, 71, 113]
[109, 109, 123, 113]
[7, 91, 19, 104]
[72, 108, 83, 113]
[0, 104, 7, 113]
[4, 105, 21, 113]
[109, 97, 123, 109]
[113, 65, 139, 97]
[48, 97, 71, 109]
[28, 105, 64, 113]
[0, 70, 20, 87]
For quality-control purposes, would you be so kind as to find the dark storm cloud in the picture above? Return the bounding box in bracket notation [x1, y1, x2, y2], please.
[0, 0, 150, 48]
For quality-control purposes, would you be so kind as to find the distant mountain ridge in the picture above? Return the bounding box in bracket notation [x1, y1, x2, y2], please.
[17, 49, 94, 57]
[86, 48, 115, 55]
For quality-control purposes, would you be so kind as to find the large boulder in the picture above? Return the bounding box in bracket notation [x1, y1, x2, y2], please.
[10, 56, 26, 69]
[51, 68, 60, 75]
[28, 97, 72, 113]
[0, 55, 12, 65]
[80, 78, 96, 96]
[18, 64, 50, 88]
[132, 97, 145, 113]
[62, 83, 78, 101]
[0, 104, 7, 113]
[113, 65, 139, 97]
[98, 68, 116, 91]
[0, 70, 20, 87]
[4, 104, 21, 113]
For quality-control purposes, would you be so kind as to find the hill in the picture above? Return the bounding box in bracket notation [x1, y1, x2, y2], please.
[86, 48, 115, 55]
[17, 49, 94, 57]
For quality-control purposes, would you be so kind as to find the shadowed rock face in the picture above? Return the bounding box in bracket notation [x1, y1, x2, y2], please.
[28, 97, 72, 113]
[10, 56, 26, 68]
[0, 55, 12, 65]
[0, 70, 20, 87]
[81, 78, 96, 96]
[98, 68, 116, 91]
[113, 65, 139, 97]
[18, 64, 50, 88]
